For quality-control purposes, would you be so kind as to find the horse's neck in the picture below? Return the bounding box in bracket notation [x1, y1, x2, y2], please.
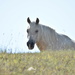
[36, 25, 52, 50]
[36, 39, 47, 50]
[36, 25, 57, 50]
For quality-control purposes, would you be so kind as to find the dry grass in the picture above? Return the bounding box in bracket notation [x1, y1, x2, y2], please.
[0, 50, 75, 75]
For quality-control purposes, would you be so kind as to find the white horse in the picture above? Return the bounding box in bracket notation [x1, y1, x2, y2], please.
[27, 17, 75, 51]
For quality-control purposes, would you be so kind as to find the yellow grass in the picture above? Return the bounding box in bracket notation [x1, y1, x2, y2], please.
[0, 50, 75, 75]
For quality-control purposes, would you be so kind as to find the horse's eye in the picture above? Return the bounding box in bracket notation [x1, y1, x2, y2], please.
[35, 30, 38, 33]
[27, 29, 29, 33]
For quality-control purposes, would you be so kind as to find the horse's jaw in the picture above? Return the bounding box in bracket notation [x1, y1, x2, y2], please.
[36, 40, 47, 51]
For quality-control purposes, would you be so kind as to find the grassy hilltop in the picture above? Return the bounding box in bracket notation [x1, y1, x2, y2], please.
[0, 50, 75, 75]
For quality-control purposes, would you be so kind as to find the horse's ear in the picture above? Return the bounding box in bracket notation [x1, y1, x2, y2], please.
[27, 17, 31, 24]
[36, 18, 39, 24]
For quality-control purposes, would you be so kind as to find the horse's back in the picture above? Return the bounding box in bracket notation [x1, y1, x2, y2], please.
[57, 34, 75, 50]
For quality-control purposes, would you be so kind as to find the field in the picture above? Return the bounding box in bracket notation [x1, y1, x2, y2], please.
[0, 50, 75, 75]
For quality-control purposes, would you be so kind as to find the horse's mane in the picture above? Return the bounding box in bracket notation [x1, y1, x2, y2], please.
[40, 24, 72, 41]
[62, 34, 72, 41]
[40, 24, 55, 33]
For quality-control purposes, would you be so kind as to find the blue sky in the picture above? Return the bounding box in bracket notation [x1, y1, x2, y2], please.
[0, 0, 75, 53]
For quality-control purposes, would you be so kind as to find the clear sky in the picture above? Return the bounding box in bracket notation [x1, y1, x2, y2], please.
[0, 0, 75, 53]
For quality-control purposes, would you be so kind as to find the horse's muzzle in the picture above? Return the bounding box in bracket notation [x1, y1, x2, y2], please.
[27, 40, 35, 50]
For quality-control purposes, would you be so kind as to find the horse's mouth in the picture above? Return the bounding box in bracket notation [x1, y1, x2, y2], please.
[28, 44, 34, 50]
[27, 41, 35, 50]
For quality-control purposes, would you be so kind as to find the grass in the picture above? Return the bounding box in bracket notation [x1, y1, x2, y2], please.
[0, 50, 75, 75]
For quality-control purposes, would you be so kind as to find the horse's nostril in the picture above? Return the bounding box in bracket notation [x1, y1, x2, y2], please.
[27, 40, 35, 49]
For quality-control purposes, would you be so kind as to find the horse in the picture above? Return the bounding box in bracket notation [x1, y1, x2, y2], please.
[26, 17, 75, 51]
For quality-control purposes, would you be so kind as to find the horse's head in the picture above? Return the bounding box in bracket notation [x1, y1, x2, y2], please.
[27, 17, 40, 50]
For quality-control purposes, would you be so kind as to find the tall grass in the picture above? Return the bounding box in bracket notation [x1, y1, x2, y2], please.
[0, 50, 75, 75]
